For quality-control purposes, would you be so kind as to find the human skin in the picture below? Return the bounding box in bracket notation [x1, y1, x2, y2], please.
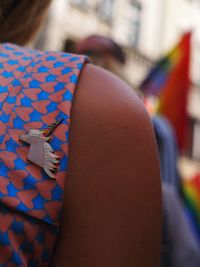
[51, 64, 162, 267]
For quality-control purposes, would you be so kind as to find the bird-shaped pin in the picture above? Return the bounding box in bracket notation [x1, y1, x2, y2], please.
[19, 119, 63, 179]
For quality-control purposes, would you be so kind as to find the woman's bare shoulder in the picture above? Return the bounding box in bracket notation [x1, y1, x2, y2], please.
[73, 63, 148, 130]
[52, 63, 161, 267]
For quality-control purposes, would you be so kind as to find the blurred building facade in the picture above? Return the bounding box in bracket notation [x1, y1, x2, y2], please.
[44, 0, 200, 90]
[45, 0, 163, 56]
[39, 0, 200, 169]
[43, 0, 165, 88]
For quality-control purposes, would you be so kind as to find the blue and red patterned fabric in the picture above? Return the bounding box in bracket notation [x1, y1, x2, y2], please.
[0, 43, 87, 266]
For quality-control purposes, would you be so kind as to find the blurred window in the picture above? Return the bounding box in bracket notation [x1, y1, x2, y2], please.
[70, 0, 92, 10]
[97, 0, 114, 23]
[126, 0, 142, 47]
[193, 121, 200, 160]
[63, 38, 76, 53]
[193, 44, 200, 85]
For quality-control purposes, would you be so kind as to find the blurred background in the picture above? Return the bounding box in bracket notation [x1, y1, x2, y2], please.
[32, 1, 200, 266]
[33, 0, 200, 177]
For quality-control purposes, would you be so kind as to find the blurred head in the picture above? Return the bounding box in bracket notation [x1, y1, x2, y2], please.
[0, 0, 51, 45]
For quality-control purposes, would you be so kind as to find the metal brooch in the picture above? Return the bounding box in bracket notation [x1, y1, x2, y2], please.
[19, 119, 63, 179]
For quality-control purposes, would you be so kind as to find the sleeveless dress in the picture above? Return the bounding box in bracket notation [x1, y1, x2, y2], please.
[0, 43, 87, 266]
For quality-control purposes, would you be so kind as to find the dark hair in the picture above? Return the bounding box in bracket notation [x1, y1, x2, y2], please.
[0, 0, 51, 45]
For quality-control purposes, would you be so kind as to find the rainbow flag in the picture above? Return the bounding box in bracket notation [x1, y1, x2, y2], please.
[141, 32, 191, 150]
[182, 173, 200, 242]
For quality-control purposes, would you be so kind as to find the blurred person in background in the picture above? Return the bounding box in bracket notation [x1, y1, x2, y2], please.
[0, 0, 161, 266]
[73, 35, 127, 80]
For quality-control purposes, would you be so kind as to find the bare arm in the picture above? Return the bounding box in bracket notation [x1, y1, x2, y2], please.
[52, 64, 162, 267]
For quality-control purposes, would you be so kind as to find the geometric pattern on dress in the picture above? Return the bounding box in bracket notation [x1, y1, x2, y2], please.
[0, 43, 87, 266]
